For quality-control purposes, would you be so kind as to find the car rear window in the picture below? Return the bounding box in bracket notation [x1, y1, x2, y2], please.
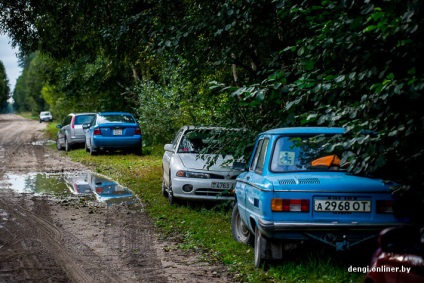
[75, 115, 94, 125]
[97, 114, 135, 124]
[270, 135, 346, 172]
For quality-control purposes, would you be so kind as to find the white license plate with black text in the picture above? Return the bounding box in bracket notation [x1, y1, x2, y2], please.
[113, 129, 123, 135]
[314, 199, 371, 212]
[211, 182, 232, 190]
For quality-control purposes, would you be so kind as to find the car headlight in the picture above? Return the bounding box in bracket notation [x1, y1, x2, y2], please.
[176, 170, 210, 179]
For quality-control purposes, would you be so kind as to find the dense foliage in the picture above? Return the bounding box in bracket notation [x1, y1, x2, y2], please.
[1, 0, 423, 218]
[0, 61, 10, 113]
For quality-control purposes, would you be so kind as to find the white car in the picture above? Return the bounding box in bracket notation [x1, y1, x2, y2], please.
[162, 126, 244, 204]
[39, 111, 53, 123]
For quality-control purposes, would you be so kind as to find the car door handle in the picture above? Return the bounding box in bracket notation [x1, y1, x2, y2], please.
[245, 176, 250, 181]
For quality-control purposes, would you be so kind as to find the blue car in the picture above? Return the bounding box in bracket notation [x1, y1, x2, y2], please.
[231, 127, 411, 267]
[83, 112, 142, 155]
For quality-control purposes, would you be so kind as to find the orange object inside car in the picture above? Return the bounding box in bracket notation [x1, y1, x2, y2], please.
[311, 155, 341, 167]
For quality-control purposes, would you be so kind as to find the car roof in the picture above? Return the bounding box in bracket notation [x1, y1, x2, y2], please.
[261, 127, 345, 135]
[69, 112, 96, 116]
[98, 112, 133, 115]
[180, 125, 236, 131]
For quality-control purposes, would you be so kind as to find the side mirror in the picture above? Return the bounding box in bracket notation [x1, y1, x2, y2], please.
[56, 124, 62, 129]
[82, 123, 91, 130]
[164, 144, 174, 152]
[379, 226, 421, 254]
[233, 161, 246, 171]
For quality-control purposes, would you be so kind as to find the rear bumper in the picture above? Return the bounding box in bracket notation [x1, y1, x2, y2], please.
[258, 218, 408, 233]
[92, 136, 141, 149]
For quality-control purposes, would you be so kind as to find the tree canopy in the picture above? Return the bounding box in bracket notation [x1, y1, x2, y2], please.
[1, 0, 423, 218]
[0, 60, 10, 113]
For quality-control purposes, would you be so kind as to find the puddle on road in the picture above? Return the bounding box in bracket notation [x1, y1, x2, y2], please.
[0, 172, 138, 206]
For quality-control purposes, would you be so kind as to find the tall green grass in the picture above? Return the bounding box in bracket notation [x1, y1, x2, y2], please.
[62, 147, 365, 283]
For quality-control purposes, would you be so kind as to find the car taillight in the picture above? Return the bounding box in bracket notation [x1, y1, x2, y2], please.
[93, 128, 101, 135]
[95, 187, 103, 194]
[134, 127, 141, 135]
[71, 116, 75, 129]
[272, 199, 310, 212]
[376, 200, 394, 214]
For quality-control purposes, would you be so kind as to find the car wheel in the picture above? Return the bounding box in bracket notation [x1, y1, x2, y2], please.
[161, 172, 168, 197]
[168, 187, 175, 205]
[89, 144, 97, 156]
[254, 226, 268, 268]
[133, 145, 142, 156]
[167, 175, 178, 205]
[65, 137, 71, 152]
[231, 204, 253, 245]
[56, 137, 62, 150]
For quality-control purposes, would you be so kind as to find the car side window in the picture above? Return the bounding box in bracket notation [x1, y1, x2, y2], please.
[172, 130, 184, 150]
[250, 139, 264, 171]
[255, 139, 269, 174]
[90, 116, 96, 127]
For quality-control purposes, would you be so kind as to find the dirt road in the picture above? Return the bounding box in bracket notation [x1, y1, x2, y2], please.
[0, 114, 232, 283]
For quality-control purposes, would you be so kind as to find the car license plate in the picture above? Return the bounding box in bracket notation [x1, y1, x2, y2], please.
[211, 182, 232, 190]
[113, 129, 122, 135]
[314, 199, 371, 212]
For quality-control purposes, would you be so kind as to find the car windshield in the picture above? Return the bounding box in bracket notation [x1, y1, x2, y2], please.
[270, 134, 346, 172]
[178, 129, 227, 154]
[97, 114, 135, 124]
[41, 112, 50, 116]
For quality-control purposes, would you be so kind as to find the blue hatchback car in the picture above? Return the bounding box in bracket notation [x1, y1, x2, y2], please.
[231, 127, 411, 267]
[83, 112, 142, 155]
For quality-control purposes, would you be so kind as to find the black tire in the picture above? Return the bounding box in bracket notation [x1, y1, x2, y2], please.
[231, 204, 253, 245]
[168, 188, 175, 205]
[161, 172, 168, 197]
[133, 145, 142, 156]
[254, 226, 267, 268]
[56, 137, 62, 150]
[89, 144, 97, 156]
[65, 137, 71, 152]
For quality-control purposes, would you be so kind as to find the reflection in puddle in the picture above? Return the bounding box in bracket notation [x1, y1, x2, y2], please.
[30, 140, 56, 146]
[0, 172, 137, 206]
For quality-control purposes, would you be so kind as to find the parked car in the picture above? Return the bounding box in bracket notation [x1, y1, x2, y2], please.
[231, 127, 412, 267]
[56, 113, 95, 152]
[83, 112, 142, 155]
[162, 126, 244, 204]
[39, 111, 53, 123]
[364, 225, 424, 283]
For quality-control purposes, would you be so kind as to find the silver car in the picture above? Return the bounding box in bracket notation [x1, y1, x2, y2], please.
[162, 126, 244, 204]
[56, 113, 95, 151]
[39, 111, 53, 122]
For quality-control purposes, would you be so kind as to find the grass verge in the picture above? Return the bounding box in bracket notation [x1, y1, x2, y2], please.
[62, 146, 366, 283]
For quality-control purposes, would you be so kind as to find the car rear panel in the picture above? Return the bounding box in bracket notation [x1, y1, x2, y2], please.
[259, 172, 405, 225]
[92, 123, 141, 148]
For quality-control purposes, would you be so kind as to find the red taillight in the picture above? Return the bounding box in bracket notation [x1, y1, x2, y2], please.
[134, 127, 141, 135]
[93, 128, 101, 135]
[95, 187, 103, 194]
[376, 200, 394, 214]
[272, 199, 310, 212]
[71, 116, 75, 129]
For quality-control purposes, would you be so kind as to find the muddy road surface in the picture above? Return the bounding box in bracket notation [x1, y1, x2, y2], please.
[0, 114, 232, 283]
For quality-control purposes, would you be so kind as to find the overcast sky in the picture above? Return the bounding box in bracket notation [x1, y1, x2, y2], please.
[0, 34, 22, 92]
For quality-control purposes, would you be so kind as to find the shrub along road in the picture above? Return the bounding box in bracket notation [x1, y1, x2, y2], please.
[0, 114, 232, 283]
